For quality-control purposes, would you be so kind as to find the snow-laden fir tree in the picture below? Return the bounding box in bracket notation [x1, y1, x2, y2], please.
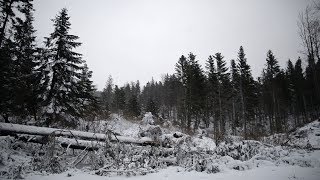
[40, 8, 97, 126]
[0, 0, 36, 122]
[12, 1, 42, 120]
[77, 63, 99, 120]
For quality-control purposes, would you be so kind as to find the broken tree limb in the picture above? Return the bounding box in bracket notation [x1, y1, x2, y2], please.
[0, 122, 154, 145]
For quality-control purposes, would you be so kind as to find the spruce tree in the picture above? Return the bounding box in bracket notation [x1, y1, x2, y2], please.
[237, 46, 256, 138]
[0, 0, 36, 122]
[187, 53, 207, 130]
[175, 55, 189, 128]
[230, 59, 241, 134]
[206, 55, 218, 140]
[125, 95, 141, 118]
[134, 80, 141, 96]
[285, 60, 296, 120]
[123, 83, 132, 105]
[77, 63, 98, 118]
[162, 74, 181, 122]
[112, 85, 126, 114]
[146, 98, 158, 117]
[0, 39, 15, 122]
[41, 8, 96, 126]
[263, 50, 281, 132]
[101, 75, 114, 116]
[214, 52, 230, 140]
[293, 58, 307, 123]
[12, 1, 41, 120]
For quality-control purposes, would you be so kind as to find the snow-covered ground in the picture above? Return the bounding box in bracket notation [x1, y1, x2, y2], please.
[81, 114, 178, 137]
[1, 116, 320, 180]
[25, 165, 320, 180]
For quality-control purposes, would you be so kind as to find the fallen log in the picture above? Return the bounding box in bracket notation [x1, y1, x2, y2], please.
[0, 122, 154, 146]
[16, 134, 102, 151]
[14, 134, 175, 153]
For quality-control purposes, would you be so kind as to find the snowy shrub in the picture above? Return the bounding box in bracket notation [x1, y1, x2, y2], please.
[0, 136, 34, 179]
[162, 120, 172, 128]
[139, 125, 162, 142]
[214, 140, 262, 161]
[31, 135, 66, 174]
[206, 164, 220, 173]
[88, 150, 105, 170]
[142, 112, 154, 125]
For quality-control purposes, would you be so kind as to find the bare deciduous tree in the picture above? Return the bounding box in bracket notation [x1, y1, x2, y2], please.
[298, 4, 320, 100]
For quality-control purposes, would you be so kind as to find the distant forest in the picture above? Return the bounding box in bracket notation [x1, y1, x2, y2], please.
[1, 0, 320, 142]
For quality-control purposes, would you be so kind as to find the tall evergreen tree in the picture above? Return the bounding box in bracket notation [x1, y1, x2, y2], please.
[206, 55, 218, 140]
[237, 46, 256, 138]
[293, 58, 307, 123]
[175, 55, 189, 128]
[187, 53, 207, 130]
[162, 74, 181, 122]
[286, 60, 296, 119]
[230, 59, 241, 134]
[146, 98, 158, 117]
[12, 1, 41, 120]
[77, 63, 98, 118]
[41, 8, 96, 126]
[262, 50, 288, 133]
[0, 38, 15, 122]
[125, 95, 141, 118]
[214, 53, 230, 140]
[101, 75, 114, 116]
[112, 85, 126, 114]
[0, 0, 36, 122]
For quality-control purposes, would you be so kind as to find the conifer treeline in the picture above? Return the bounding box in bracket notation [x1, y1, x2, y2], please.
[100, 3, 320, 141]
[0, 0, 97, 126]
[101, 45, 320, 141]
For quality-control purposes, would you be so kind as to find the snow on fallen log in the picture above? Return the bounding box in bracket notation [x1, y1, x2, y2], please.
[16, 134, 103, 150]
[0, 122, 154, 145]
[15, 134, 176, 153]
[158, 157, 177, 165]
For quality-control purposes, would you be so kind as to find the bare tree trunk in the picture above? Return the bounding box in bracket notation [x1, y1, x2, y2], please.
[232, 100, 236, 135]
[218, 84, 224, 139]
[240, 87, 246, 139]
[272, 87, 277, 132]
[2, 114, 10, 123]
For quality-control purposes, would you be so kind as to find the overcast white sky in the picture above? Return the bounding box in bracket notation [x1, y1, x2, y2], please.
[33, 0, 312, 90]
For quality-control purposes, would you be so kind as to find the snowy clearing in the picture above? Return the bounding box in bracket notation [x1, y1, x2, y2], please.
[25, 166, 320, 180]
[1, 118, 320, 180]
